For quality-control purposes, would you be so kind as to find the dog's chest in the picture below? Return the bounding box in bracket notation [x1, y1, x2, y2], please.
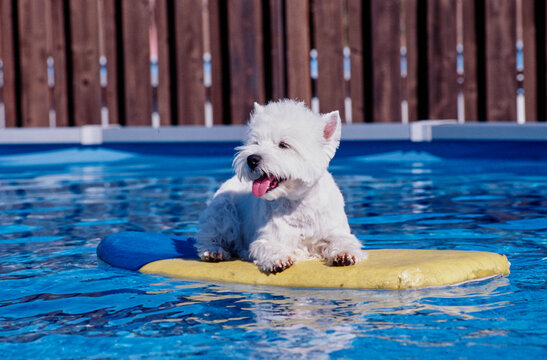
[285, 210, 313, 228]
[279, 203, 320, 240]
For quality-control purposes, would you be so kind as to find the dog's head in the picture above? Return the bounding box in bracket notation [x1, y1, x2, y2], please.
[233, 100, 341, 201]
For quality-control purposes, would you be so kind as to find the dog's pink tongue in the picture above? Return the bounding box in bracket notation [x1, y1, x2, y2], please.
[252, 174, 274, 197]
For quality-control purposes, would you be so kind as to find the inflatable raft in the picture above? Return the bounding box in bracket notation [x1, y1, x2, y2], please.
[97, 231, 510, 290]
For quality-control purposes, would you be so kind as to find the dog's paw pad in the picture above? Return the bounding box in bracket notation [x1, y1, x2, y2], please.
[200, 249, 230, 262]
[265, 257, 294, 273]
[332, 253, 357, 266]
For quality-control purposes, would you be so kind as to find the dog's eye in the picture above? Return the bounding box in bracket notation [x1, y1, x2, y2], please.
[278, 141, 290, 149]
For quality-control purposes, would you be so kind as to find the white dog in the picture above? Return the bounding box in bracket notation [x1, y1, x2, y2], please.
[196, 100, 366, 273]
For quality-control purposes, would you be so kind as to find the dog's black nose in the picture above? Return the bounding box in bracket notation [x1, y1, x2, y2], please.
[247, 154, 261, 170]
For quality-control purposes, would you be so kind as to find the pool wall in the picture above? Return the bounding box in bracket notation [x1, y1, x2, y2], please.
[1, 122, 547, 160]
[1, 122, 547, 144]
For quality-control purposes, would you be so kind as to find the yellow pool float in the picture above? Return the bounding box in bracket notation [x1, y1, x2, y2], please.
[98, 232, 510, 290]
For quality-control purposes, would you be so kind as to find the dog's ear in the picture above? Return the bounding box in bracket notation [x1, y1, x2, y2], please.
[323, 111, 340, 140]
[322, 111, 341, 158]
[253, 102, 265, 114]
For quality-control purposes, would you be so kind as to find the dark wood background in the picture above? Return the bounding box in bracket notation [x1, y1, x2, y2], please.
[0, 0, 545, 127]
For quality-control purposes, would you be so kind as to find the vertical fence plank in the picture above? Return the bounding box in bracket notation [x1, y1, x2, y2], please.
[370, 0, 401, 123]
[485, 0, 517, 121]
[100, 0, 120, 125]
[17, 0, 50, 127]
[347, 0, 364, 123]
[155, 0, 172, 126]
[522, 0, 537, 122]
[46, 0, 69, 127]
[461, 0, 478, 121]
[208, 0, 226, 125]
[427, 0, 458, 120]
[269, 0, 285, 101]
[228, 0, 265, 124]
[174, 0, 204, 125]
[0, 0, 17, 127]
[313, 0, 345, 117]
[122, 0, 152, 125]
[285, 0, 311, 106]
[404, 0, 419, 122]
[69, 0, 101, 126]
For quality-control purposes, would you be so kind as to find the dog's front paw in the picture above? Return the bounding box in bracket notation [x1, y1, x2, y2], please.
[257, 257, 294, 274]
[200, 248, 231, 262]
[332, 253, 357, 266]
[331, 250, 366, 267]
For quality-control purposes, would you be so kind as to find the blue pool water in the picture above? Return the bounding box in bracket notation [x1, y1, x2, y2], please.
[1, 142, 546, 359]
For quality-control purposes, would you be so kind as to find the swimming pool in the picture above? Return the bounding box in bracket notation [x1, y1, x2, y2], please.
[1, 141, 546, 359]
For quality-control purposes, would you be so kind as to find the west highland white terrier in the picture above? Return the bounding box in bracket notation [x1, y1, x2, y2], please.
[196, 100, 366, 273]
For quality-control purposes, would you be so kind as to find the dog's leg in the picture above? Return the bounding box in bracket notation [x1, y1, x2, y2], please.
[249, 238, 295, 273]
[200, 247, 230, 262]
[196, 192, 239, 262]
[322, 234, 367, 266]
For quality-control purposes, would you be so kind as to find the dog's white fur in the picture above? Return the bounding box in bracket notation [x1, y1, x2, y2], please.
[196, 100, 366, 272]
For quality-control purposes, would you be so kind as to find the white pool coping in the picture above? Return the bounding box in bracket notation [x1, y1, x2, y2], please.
[0, 121, 546, 145]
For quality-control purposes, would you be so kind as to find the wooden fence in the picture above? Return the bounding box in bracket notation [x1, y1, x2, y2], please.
[0, 0, 545, 128]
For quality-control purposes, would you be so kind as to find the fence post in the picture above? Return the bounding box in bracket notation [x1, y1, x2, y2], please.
[45, 0, 69, 127]
[269, 0, 285, 102]
[121, 0, 153, 126]
[69, 0, 102, 126]
[485, 0, 517, 121]
[370, 0, 401, 123]
[404, 0, 419, 123]
[100, 0, 120, 126]
[17, 0, 50, 127]
[227, 0, 265, 124]
[313, 0, 345, 118]
[154, 0, 173, 126]
[347, 0, 365, 123]
[462, 0, 478, 121]
[427, 0, 458, 120]
[174, 0, 205, 125]
[522, 0, 537, 122]
[286, 0, 312, 106]
[0, 0, 17, 127]
[208, 0, 226, 125]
